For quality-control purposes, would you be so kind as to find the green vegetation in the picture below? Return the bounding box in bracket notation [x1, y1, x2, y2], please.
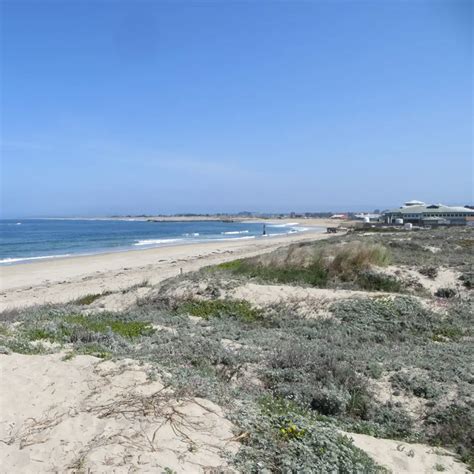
[18, 312, 154, 347]
[356, 271, 402, 292]
[0, 323, 10, 336]
[233, 397, 386, 472]
[175, 298, 263, 322]
[219, 258, 329, 287]
[389, 372, 440, 399]
[218, 241, 394, 291]
[329, 242, 391, 278]
[72, 292, 111, 305]
[65, 314, 154, 339]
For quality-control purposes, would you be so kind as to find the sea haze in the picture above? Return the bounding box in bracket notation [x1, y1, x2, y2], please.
[0, 219, 317, 264]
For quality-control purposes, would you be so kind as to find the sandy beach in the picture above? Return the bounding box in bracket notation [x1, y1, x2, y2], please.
[0, 221, 334, 311]
[0, 224, 472, 473]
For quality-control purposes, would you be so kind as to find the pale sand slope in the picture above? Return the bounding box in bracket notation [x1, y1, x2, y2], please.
[1, 352, 468, 473]
[0, 353, 239, 473]
[0, 228, 331, 312]
[164, 281, 392, 319]
[344, 432, 468, 474]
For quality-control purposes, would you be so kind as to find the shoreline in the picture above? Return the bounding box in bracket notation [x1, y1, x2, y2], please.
[0, 218, 341, 267]
[0, 225, 324, 267]
[0, 226, 334, 311]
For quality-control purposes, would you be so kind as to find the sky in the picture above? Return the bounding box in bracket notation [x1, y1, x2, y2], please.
[0, 0, 472, 217]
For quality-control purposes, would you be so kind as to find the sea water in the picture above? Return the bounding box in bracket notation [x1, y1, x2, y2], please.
[0, 219, 318, 265]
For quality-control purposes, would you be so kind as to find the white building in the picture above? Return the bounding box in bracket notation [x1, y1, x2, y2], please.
[384, 201, 474, 226]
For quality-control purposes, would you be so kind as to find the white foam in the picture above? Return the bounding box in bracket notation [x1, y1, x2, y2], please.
[133, 238, 184, 246]
[267, 222, 300, 227]
[0, 254, 72, 264]
[221, 230, 249, 235]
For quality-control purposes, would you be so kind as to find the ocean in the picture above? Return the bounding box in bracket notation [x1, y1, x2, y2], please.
[0, 219, 317, 265]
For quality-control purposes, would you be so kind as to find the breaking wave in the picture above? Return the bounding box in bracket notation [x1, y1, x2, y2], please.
[0, 254, 72, 264]
[221, 230, 249, 235]
[134, 238, 184, 246]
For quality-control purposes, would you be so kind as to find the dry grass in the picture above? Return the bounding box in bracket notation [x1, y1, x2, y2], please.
[328, 242, 391, 279]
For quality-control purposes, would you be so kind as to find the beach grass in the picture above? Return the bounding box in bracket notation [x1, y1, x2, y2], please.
[72, 292, 112, 305]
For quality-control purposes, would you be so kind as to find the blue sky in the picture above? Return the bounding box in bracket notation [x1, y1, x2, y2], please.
[1, 0, 472, 217]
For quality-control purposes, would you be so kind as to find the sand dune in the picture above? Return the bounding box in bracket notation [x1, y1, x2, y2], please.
[0, 353, 239, 473]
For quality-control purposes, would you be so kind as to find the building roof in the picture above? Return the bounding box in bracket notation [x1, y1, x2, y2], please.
[386, 204, 474, 215]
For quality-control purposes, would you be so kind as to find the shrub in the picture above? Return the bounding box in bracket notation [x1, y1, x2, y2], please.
[310, 387, 349, 416]
[264, 338, 373, 421]
[390, 372, 440, 399]
[431, 325, 464, 342]
[370, 405, 414, 439]
[357, 271, 403, 292]
[331, 296, 435, 342]
[366, 361, 384, 379]
[434, 288, 456, 299]
[419, 266, 438, 279]
[459, 271, 474, 289]
[232, 398, 386, 473]
[424, 404, 474, 470]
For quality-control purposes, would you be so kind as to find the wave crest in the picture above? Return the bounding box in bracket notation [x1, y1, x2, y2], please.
[0, 254, 72, 264]
[221, 230, 249, 235]
[133, 238, 184, 246]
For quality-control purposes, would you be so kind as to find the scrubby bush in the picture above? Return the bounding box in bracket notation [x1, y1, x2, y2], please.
[233, 398, 386, 473]
[390, 372, 440, 399]
[310, 387, 350, 416]
[434, 288, 457, 299]
[424, 404, 474, 470]
[431, 324, 465, 342]
[264, 338, 374, 422]
[356, 271, 402, 292]
[459, 271, 473, 289]
[419, 266, 438, 279]
[331, 296, 436, 342]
